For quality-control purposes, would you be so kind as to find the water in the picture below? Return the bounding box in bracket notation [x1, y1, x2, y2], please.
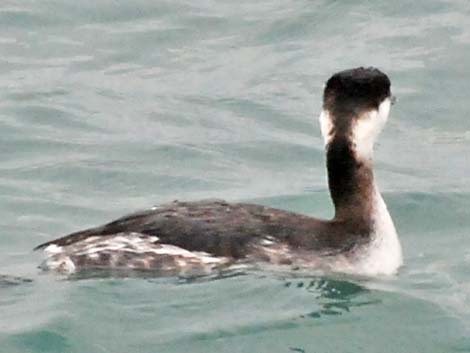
[1, 0, 470, 351]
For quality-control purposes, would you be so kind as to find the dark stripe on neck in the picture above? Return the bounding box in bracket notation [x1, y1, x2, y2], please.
[326, 136, 375, 226]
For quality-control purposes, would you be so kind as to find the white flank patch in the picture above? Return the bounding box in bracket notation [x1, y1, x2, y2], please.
[43, 244, 76, 273]
[351, 98, 391, 160]
[192, 252, 226, 264]
[44, 244, 63, 255]
[42, 253, 76, 274]
[41, 233, 227, 274]
[151, 245, 226, 265]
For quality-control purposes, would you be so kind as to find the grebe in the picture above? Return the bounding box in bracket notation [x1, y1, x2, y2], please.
[34, 67, 403, 276]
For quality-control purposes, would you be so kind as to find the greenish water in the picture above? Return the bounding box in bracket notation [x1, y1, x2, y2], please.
[2, 0, 470, 351]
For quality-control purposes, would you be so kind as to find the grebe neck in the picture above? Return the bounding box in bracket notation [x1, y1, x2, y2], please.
[326, 136, 375, 223]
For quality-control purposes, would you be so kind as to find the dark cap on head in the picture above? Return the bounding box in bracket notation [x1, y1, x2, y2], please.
[323, 67, 391, 115]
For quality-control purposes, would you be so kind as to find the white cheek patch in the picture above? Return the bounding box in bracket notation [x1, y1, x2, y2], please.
[351, 98, 391, 160]
[319, 110, 334, 145]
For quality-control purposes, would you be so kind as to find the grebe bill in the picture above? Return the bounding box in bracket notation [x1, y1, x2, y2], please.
[35, 67, 403, 277]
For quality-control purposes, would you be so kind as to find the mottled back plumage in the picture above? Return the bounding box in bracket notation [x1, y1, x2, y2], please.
[35, 67, 403, 276]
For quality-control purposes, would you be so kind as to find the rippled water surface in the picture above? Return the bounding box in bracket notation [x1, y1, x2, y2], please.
[2, 1, 470, 352]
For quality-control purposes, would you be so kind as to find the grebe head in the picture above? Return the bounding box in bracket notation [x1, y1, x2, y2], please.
[319, 67, 394, 159]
